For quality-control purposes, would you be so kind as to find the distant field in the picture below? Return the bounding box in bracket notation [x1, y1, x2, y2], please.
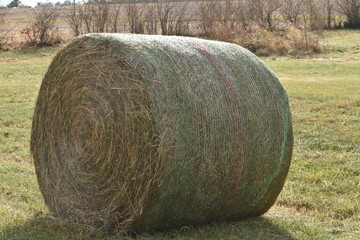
[0, 30, 359, 239]
[3, 6, 73, 42]
[2, 3, 348, 47]
[2, 2, 200, 44]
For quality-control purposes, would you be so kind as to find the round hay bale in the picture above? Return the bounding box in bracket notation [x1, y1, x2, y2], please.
[31, 34, 293, 231]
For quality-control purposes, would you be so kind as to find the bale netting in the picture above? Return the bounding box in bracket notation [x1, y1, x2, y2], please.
[31, 33, 293, 232]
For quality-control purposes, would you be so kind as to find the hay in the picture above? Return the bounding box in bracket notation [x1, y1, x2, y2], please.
[31, 33, 293, 232]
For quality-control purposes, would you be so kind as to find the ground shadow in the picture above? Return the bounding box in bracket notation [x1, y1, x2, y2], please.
[1, 215, 295, 240]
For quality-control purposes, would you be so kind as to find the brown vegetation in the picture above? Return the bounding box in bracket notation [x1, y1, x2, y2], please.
[0, 8, 9, 48]
[233, 24, 323, 56]
[31, 6, 60, 46]
[124, 2, 145, 33]
[1, 0, 358, 54]
[336, 0, 360, 28]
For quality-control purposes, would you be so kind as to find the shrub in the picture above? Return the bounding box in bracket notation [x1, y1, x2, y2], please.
[25, 6, 61, 47]
[232, 24, 323, 56]
[0, 8, 9, 49]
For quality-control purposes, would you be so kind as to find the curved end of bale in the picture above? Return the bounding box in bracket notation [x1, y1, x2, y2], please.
[31, 36, 155, 230]
[31, 34, 293, 232]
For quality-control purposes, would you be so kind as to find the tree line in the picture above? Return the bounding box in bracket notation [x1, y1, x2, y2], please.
[0, 0, 359, 50]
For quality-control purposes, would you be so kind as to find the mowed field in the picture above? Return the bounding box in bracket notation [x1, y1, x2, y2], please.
[0, 30, 359, 239]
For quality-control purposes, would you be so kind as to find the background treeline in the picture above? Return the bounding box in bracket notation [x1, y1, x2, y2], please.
[1, 0, 359, 54]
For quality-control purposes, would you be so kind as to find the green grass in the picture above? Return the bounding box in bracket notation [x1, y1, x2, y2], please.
[0, 31, 359, 240]
[321, 29, 360, 55]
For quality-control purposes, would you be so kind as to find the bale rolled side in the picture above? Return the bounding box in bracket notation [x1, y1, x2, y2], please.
[31, 34, 293, 231]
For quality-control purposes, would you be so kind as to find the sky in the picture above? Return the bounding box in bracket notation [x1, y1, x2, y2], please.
[0, 0, 62, 7]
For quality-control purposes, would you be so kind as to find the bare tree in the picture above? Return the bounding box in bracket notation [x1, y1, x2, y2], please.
[322, 0, 334, 29]
[76, 0, 110, 33]
[156, 1, 173, 35]
[67, 0, 123, 35]
[32, 6, 60, 46]
[233, 0, 249, 30]
[155, 1, 191, 35]
[78, 2, 93, 33]
[0, 8, 9, 48]
[281, 0, 305, 25]
[198, 1, 217, 36]
[197, 0, 248, 39]
[92, 0, 110, 33]
[214, 0, 243, 31]
[124, 2, 144, 34]
[112, 4, 122, 33]
[172, 2, 191, 36]
[66, 0, 82, 36]
[305, 0, 324, 30]
[246, 0, 283, 29]
[144, 2, 158, 34]
[336, 0, 360, 28]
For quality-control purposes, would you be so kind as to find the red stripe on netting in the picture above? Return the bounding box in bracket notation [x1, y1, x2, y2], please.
[190, 40, 245, 217]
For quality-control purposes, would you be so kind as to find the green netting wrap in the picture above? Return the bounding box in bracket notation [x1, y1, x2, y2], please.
[31, 34, 293, 232]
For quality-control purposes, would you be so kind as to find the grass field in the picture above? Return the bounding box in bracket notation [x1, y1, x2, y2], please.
[0, 30, 359, 240]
